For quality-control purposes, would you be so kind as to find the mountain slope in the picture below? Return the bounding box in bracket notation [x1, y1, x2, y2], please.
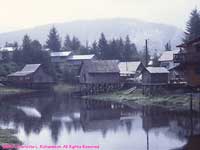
[0, 18, 184, 53]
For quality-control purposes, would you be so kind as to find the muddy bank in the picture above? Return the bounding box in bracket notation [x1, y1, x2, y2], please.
[82, 88, 199, 112]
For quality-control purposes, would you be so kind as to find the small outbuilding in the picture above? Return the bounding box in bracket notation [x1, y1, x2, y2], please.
[80, 60, 120, 94]
[142, 67, 169, 85]
[7, 64, 54, 88]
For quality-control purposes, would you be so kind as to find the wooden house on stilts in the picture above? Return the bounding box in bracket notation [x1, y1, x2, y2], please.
[79, 60, 121, 94]
[174, 37, 200, 88]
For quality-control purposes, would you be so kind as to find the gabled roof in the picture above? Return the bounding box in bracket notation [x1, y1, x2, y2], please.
[50, 51, 72, 57]
[0, 47, 15, 52]
[67, 54, 95, 60]
[8, 64, 41, 76]
[158, 50, 180, 62]
[83, 60, 120, 73]
[118, 61, 141, 74]
[146, 67, 169, 74]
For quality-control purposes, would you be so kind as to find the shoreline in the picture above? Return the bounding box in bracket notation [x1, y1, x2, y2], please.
[82, 88, 199, 112]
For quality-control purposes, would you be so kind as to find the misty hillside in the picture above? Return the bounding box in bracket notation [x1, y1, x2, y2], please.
[0, 18, 184, 53]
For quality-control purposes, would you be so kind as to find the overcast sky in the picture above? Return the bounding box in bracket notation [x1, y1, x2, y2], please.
[0, 0, 199, 33]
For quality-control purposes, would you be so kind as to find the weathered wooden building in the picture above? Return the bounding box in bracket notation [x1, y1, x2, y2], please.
[7, 64, 54, 88]
[80, 60, 120, 94]
[174, 37, 200, 87]
[118, 61, 144, 78]
[142, 67, 169, 85]
[66, 54, 96, 75]
[159, 50, 180, 69]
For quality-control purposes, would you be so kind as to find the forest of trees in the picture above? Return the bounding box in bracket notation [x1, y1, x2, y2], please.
[0, 27, 140, 79]
[1, 8, 200, 80]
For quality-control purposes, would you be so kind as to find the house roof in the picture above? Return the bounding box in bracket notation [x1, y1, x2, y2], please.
[118, 61, 141, 74]
[8, 64, 41, 76]
[50, 51, 72, 57]
[84, 60, 120, 73]
[146, 67, 169, 74]
[0, 47, 15, 52]
[67, 54, 95, 60]
[158, 50, 180, 62]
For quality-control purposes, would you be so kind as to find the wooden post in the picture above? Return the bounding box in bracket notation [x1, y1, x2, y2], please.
[190, 93, 193, 112]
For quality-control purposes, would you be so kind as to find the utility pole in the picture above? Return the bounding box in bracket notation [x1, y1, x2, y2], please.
[145, 39, 148, 67]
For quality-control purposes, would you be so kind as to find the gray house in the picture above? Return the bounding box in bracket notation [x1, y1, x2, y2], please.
[80, 60, 120, 94]
[158, 50, 180, 69]
[142, 67, 169, 85]
[7, 64, 54, 88]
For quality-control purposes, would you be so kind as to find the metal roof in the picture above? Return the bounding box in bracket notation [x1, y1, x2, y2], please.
[67, 54, 95, 60]
[50, 51, 72, 57]
[158, 50, 180, 62]
[146, 67, 169, 74]
[118, 61, 141, 74]
[8, 64, 41, 76]
[0, 47, 15, 52]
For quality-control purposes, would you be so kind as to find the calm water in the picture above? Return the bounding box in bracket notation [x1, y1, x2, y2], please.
[0, 92, 200, 150]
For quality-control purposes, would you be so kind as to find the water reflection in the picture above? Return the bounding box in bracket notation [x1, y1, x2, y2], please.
[0, 92, 199, 149]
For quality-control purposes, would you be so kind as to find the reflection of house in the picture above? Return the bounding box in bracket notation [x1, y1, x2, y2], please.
[142, 67, 169, 85]
[159, 50, 180, 69]
[174, 37, 200, 87]
[0, 47, 15, 61]
[118, 61, 144, 78]
[7, 64, 54, 88]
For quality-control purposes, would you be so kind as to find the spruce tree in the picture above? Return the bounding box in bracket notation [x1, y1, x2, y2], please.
[63, 35, 72, 51]
[46, 27, 61, 52]
[98, 33, 109, 59]
[185, 8, 200, 41]
[165, 41, 172, 51]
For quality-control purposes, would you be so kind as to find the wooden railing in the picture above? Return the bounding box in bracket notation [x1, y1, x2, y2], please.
[174, 52, 200, 64]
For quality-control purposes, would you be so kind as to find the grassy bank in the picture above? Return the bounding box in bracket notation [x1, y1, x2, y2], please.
[0, 129, 21, 145]
[0, 86, 35, 96]
[53, 83, 80, 94]
[82, 89, 199, 112]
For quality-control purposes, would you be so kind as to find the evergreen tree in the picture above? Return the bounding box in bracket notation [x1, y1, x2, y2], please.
[165, 41, 172, 51]
[98, 33, 109, 59]
[91, 41, 100, 58]
[185, 8, 200, 41]
[46, 27, 61, 52]
[71, 36, 81, 52]
[63, 35, 72, 51]
[124, 35, 132, 61]
[22, 35, 32, 64]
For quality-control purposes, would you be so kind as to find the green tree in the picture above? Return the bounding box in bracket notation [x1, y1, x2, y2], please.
[63, 35, 72, 51]
[46, 27, 61, 52]
[22, 35, 32, 64]
[71, 36, 81, 52]
[98, 33, 109, 59]
[185, 8, 200, 41]
[165, 41, 172, 51]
